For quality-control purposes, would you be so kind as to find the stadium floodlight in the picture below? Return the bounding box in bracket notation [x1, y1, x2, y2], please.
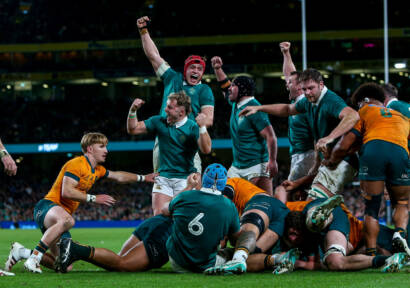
[101, 82, 109, 86]
[394, 62, 406, 69]
[42, 84, 49, 89]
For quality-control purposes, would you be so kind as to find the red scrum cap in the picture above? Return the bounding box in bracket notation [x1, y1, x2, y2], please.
[184, 55, 206, 80]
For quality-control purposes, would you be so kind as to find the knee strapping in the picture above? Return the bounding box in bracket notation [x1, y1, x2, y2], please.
[364, 193, 382, 219]
[323, 244, 346, 266]
[240, 212, 265, 235]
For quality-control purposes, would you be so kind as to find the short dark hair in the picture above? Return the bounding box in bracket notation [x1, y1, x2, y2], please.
[300, 68, 323, 83]
[382, 83, 398, 98]
[351, 82, 385, 106]
[290, 71, 302, 83]
[284, 211, 305, 232]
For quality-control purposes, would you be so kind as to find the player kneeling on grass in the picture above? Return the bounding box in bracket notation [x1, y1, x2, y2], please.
[162, 163, 241, 273]
[5, 132, 157, 274]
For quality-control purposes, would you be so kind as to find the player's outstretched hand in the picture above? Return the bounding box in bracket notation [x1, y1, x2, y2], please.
[1, 155, 17, 176]
[96, 194, 116, 206]
[279, 42, 291, 54]
[130, 98, 145, 112]
[144, 172, 158, 183]
[238, 106, 259, 117]
[136, 16, 150, 30]
[211, 56, 223, 70]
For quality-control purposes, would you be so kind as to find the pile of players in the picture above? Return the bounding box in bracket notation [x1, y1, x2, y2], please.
[1, 16, 409, 276]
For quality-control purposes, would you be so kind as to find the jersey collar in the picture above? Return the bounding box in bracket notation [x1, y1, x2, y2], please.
[237, 96, 255, 108]
[84, 155, 95, 173]
[175, 116, 188, 128]
[183, 80, 202, 86]
[312, 86, 327, 106]
[386, 98, 398, 107]
[200, 187, 222, 195]
[295, 94, 305, 103]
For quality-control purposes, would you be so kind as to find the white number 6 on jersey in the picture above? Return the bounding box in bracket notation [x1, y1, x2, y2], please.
[188, 213, 204, 236]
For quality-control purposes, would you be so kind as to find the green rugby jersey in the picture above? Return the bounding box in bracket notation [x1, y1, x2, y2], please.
[230, 97, 271, 169]
[288, 96, 314, 155]
[386, 98, 410, 149]
[166, 188, 240, 272]
[295, 87, 347, 143]
[159, 67, 214, 120]
[144, 115, 199, 178]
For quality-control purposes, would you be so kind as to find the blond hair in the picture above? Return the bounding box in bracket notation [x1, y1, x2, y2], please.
[168, 91, 192, 115]
[81, 132, 108, 153]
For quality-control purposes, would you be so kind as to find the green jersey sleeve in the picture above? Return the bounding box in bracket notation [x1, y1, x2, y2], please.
[199, 85, 215, 107]
[295, 97, 308, 113]
[247, 110, 271, 132]
[144, 115, 162, 133]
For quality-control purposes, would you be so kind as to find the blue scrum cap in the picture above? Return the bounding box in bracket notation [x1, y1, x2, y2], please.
[202, 163, 228, 191]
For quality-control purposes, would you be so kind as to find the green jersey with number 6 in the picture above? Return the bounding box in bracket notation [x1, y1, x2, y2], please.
[166, 188, 240, 272]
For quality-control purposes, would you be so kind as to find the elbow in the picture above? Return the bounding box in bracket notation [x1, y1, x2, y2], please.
[61, 189, 73, 200]
[202, 146, 212, 155]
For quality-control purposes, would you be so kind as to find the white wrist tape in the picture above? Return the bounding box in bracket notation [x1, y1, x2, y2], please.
[199, 126, 207, 134]
[137, 175, 145, 182]
[87, 194, 96, 203]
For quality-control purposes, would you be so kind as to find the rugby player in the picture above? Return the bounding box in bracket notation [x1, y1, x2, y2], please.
[279, 42, 315, 182]
[5, 132, 157, 273]
[205, 178, 290, 275]
[239, 68, 360, 200]
[210, 56, 278, 195]
[322, 82, 410, 257]
[135, 16, 214, 176]
[162, 164, 241, 273]
[127, 92, 212, 215]
[0, 138, 17, 276]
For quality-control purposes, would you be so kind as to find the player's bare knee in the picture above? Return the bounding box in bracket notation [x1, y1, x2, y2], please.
[325, 254, 345, 271]
[323, 244, 346, 271]
[61, 216, 75, 230]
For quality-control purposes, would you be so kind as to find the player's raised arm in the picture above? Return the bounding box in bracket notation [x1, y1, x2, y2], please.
[211, 56, 231, 97]
[61, 176, 116, 206]
[127, 98, 148, 135]
[137, 16, 166, 72]
[280, 42, 297, 80]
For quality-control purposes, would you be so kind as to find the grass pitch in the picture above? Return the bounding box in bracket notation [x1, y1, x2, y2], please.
[0, 228, 408, 288]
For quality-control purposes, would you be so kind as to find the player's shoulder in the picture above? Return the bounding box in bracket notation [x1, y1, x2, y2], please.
[64, 155, 85, 167]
